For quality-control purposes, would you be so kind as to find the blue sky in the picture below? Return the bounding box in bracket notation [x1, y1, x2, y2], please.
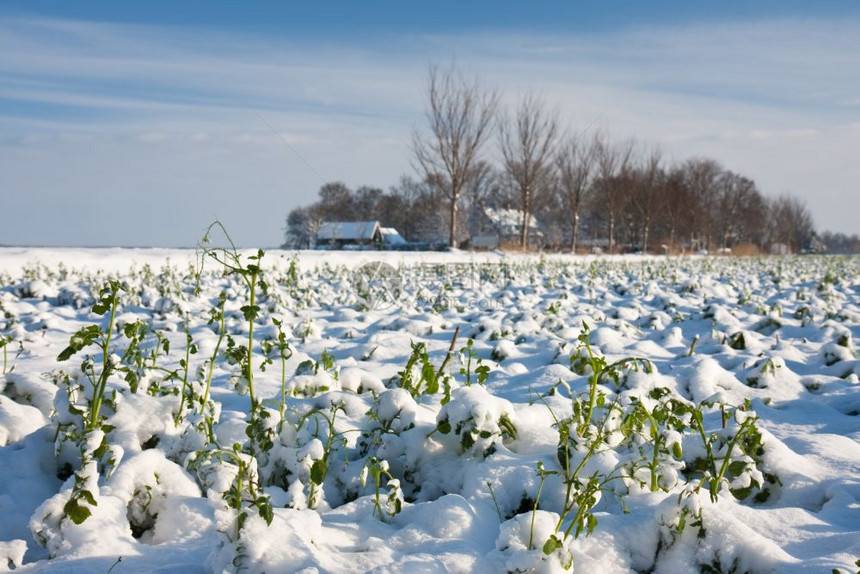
[1, 1, 858, 247]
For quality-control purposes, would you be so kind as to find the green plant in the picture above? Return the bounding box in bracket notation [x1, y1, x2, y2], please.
[61, 429, 116, 525]
[0, 334, 22, 375]
[394, 327, 459, 405]
[295, 402, 348, 509]
[260, 317, 293, 432]
[117, 319, 149, 392]
[687, 334, 700, 357]
[459, 338, 490, 386]
[191, 443, 274, 540]
[173, 321, 198, 425]
[50, 281, 127, 527]
[623, 387, 689, 493]
[0, 334, 7, 375]
[57, 280, 123, 431]
[727, 331, 746, 350]
[360, 457, 403, 521]
[687, 401, 770, 504]
[486, 481, 504, 523]
[197, 222, 269, 457]
[193, 292, 227, 444]
[534, 389, 627, 562]
[294, 349, 337, 386]
[568, 323, 653, 435]
[396, 341, 440, 397]
[435, 386, 517, 456]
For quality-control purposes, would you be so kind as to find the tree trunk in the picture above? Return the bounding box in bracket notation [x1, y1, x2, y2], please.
[571, 212, 579, 253]
[449, 195, 458, 248]
[521, 187, 530, 249]
[608, 213, 615, 254]
[669, 223, 676, 254]
[641, 220, 650, 254]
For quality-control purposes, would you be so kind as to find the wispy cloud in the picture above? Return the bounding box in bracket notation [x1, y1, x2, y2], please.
[0, 15, 857, 246]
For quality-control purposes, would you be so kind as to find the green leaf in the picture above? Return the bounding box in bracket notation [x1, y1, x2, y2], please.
[728, 460, 747, 477]
[57, 325, 101, 361]
[240, 305, 261, 322]
[499, 413, 518, 440]
[79, 489, 98, 506]
[542, 535, 561, 555]
[295, 359, 316, 376]
[672, 442, 683, 459]
[422, 363, 438, 394]
[258, 499, 274, 526]
[731, 486, 752, 500]
[310, 459, 327, 485]
[436, 418, 451, 434]
[460, 431, 475, 451]
[57, 345, 78, 362]
[64, 496, 94, 525]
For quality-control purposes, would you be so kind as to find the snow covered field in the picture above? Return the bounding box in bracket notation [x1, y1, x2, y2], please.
[0, 247, 858, 573]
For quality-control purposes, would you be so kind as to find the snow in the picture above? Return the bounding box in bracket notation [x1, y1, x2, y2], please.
[0, 249, 858, 572]
[316, 222, 380, 242]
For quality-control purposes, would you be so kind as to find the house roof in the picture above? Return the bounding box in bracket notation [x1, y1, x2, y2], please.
[484, 207, 540, 231]
[316, 221, 380, 241]
[380, 227, 407, 245]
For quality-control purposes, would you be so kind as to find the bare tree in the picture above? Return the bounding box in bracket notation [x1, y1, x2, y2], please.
[462, 160, 502, 236]
[499, 93, 560, 248]
[283, 206, 322, 249]
[658, 165, 692, 253]
[389, 175, 446, 243]
[591, 134, 634, 253]
[316, 181, 354, 221]
[681, 158, 723, 252]
[555, 133, 597, 253]
[353, 185, 384, 220]
[712, 171, 764, 249]
[770, 194, 814, 253]
[630, 144, 663, 253]
[412, 63, 498, 248]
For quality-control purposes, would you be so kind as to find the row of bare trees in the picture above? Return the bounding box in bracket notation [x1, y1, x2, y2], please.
[284, 64, 819, 253]
[819, 231, 860, 254]
[411, 66, 564, 250]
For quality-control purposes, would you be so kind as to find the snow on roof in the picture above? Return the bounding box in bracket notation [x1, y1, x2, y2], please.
[380, 227, 407, 245]
[484, 207, 539, 230]
[316, 221, 380, 241]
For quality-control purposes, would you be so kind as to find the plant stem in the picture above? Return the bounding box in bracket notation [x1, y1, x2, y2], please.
[89, 287, 118, 430]
[247, 274, 257, 410]
[436, 326, 460, 381]
[528, 469, 548, 550]
[202, 296, 227, 409]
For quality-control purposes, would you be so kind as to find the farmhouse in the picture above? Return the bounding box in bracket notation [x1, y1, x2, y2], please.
[315, 221, 383, 249]
[470, 207, 543, 249]
[380, 227, 408, 248]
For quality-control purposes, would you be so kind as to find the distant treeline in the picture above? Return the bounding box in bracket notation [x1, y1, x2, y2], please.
[285, 64, 840, 254]
[819, 231, 860, 254]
